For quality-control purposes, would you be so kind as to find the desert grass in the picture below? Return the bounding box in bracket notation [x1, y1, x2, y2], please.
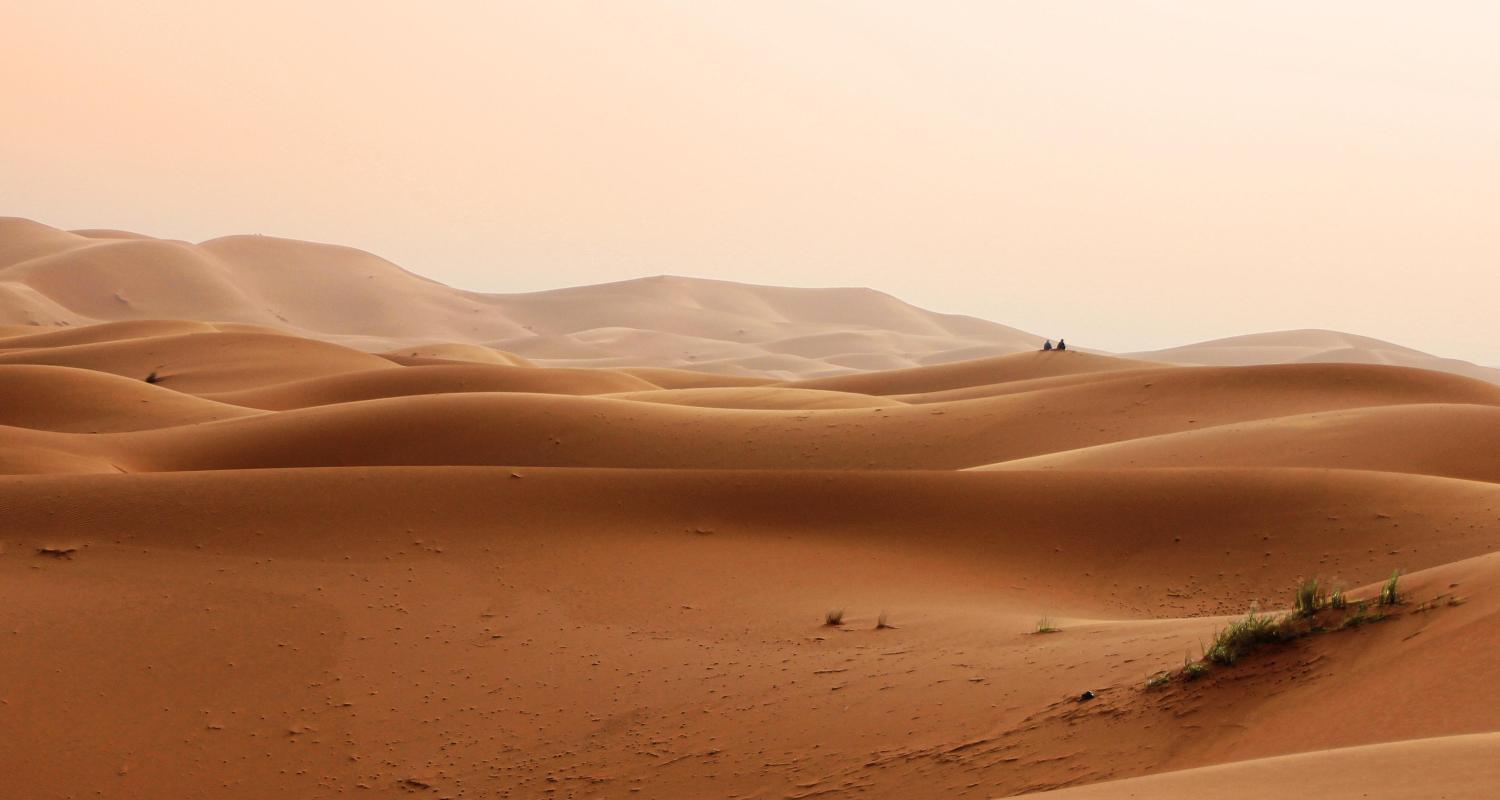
[1205, 607, 1286, 665]
[1148, 567, 1421, 692]
[1293, 578, 1327, 617]
[1379, 570, 1402, 606]
[824, 609, 844, 627]
[1329, 585, 1347, 610]
[1033, 616, 1061, 634]
[1333, 600, 1383, 629]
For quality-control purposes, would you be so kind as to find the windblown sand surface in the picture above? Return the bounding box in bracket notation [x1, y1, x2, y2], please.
[3, 219, 1499, 798]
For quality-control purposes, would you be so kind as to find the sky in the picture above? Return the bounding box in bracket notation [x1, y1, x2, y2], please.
[4, 1, 1498, 362]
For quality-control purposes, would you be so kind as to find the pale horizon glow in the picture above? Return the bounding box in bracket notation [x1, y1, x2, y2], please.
[5, 1, 1499, 363]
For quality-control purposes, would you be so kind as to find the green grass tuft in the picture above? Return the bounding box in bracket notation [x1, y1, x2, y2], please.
[1205, 607, 1287, 665]
[1146, 671, 1172, 690]
[1379, 570, 1402, 606]
[1033, 616, 1061, 634]
[1293, 578, 1326, 617]
[1182, 661, 1211, 681]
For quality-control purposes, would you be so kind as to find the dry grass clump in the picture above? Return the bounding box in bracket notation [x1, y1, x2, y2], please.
[1033, 616, 1060, 634]
[824, 609, 844, 627]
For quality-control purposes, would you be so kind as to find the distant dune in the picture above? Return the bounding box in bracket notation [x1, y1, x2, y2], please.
[4, 217, 1500, 799]
[0, 218, 1038, 378]
[1131, 328, 1500, 385]
[5, 217, 1495, 383]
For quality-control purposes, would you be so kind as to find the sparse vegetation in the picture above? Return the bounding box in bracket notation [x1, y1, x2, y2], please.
[1146, 567, 1432, 693]
[1293, 578, 1326, 617]
[824, 608, 844, 627]
[1033, 616, 1060, 634]
[1379, 570, 1401, 606]
[1337, 601, 1383, 629]
[875, 611, 893, 630]
[1181, 661, 1211, 681]
[144, 370, 161, 384]
[1205, 607, 1286, 665]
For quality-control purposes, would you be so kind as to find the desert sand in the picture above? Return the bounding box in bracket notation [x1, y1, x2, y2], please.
[2, 220, 1499, 798]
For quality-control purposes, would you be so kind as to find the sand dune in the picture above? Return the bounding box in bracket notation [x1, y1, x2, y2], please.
[0, 219, 1043, 377]
[377, 343, 535, 367]
[0, 365, 259, 432]
[981, 403, 1500, 483]
[5, 217, 1500, 797]
[783, 350, 1163, 395]
[1134, 328, 1500, 385]
[0, 330, 397, 393]
[7, 218, 1499, 385]
[205, 363, 659, 410]
[5, 465, 1499, 798]
[605, 386, 899, 410]
[1013, 733, 1500, 799]
[10, 357, 1495, 475]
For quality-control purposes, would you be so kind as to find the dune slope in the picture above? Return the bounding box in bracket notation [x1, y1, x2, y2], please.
[3, 307, 1500, 800]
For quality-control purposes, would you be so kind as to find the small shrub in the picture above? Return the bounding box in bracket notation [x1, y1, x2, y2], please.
[144, 371, 161, 384]
[824, 609, 844, 627]
[1329, 586, 1347, 610]
[1182, 661, 1211, 681]
[1034, 616, 1060, 634]
[1379, 570, 1401, 606]
[875, 611, 893, 630]
[1146, 671, 1171, 690]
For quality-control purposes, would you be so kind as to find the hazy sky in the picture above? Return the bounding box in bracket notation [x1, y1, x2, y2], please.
[5, 1, 1498, 362]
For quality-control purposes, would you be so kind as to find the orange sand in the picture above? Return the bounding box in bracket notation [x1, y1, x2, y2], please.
[2, 220, 1498, 798]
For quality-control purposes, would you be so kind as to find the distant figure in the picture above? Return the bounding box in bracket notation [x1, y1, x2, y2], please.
[1042, 339, 1053, 351]
[1056, 339, 1067, 351]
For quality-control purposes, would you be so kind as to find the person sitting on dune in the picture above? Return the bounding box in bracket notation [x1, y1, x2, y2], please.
[1057, 339, 1067, 351]
[1042, 339, 1053, 351]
